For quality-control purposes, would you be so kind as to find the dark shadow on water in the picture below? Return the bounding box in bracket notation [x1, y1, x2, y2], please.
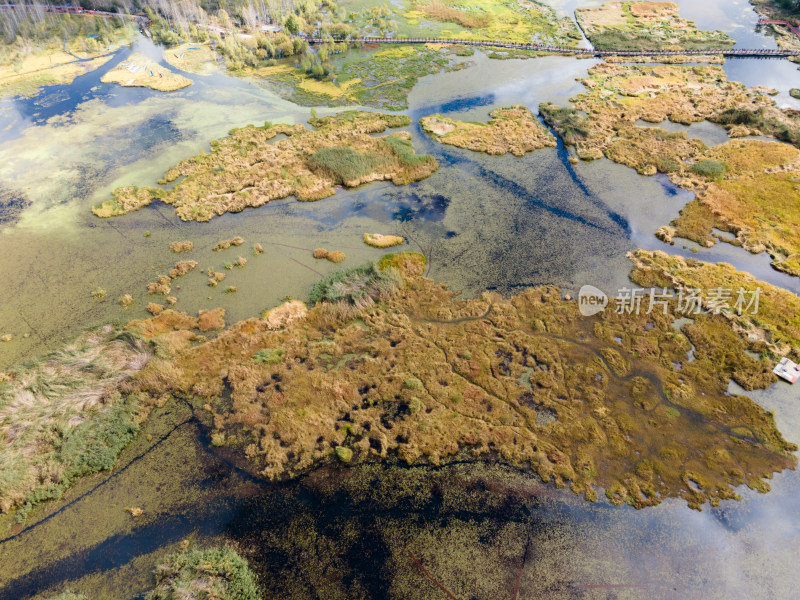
[411, 93, 496, 119]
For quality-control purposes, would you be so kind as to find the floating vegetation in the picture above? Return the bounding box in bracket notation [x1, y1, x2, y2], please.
[253, 243, 264, 255]
[234, 257, 248, 268]
[162, 42, 218, 75]
[214, 236, 245, 251]
[147, 303, 165, 316]
[420, 106, 557, 156]
[91, 288, 107, 301]
[576, 1, 734, 52]
[363, 233, 405, 248]
[118, 294, 134, 307]
[224, 286, 237, 294]
[169, 241, 194, 253]
[95, 112, 437, 222]
[312, 248, 346, 263]
[100, 52, 192, 92]
[169, 260, 199, 279]
[540, 64, 800, 257]
[208, 270, 226, 287]
[147, 275, 172, 296]
[116, 254, 795, 510]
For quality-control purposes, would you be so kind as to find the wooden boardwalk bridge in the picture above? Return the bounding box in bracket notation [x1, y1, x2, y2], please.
[305, 36, 800, 59]
[2, 4, 799, 59]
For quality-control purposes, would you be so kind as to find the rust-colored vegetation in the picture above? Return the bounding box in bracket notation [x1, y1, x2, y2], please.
[117, 253, 795, 510]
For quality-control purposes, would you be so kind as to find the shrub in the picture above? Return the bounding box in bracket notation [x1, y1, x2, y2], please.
[690, 159, 729, 178]
[253, 348, 285, 364]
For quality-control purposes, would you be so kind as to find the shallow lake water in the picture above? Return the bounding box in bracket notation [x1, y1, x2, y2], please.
[1, 1, 800, 598]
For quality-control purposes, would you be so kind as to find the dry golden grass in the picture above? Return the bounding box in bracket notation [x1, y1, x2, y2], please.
[363, 233, 405, 248]
[169, 241, 194, 253]
[419, 2, 491, 29]
[214, 237, 245, 251]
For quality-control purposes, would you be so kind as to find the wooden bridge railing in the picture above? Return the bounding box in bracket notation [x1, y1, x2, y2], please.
[304, 36, 800, 58]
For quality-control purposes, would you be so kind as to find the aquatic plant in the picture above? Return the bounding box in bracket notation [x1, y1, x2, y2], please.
[214, 237, 245, 251]
[91, 288, 107, 301]
[689, 159, 729, 179]
[576, 1, 734, 52]
[253, 348, 285, 365]
[253, 243, 264, 255]
[169, 241, 194, 253]
[538, 103, 591, 146]
[312, 248, 345, 263]
[148, 546, 261, 600]
[326, 251, 346, 264]
[119, 294, 134, 307]
[147, 280, 172, 296]
[308, 147, 387, 185]
[125, 252, 795, 510]
[169, 260, 198, 279]
[100, 52, 192, 92]
[629, 250, 800, 363]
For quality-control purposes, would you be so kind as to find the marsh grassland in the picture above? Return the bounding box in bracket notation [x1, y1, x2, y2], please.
[421, 106, 557, 156]
[576, 1, 735, 51]
[539, 62, 800, 275]
[94, 111, 438, 221]
[104, 254, 795, 511]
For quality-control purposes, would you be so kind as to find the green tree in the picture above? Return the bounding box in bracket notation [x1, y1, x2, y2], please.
[285, 14, 300, 34]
